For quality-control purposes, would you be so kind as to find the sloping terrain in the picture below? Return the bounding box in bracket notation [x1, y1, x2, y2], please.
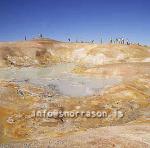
[0, 39, 149, 67]
[0, 74, 149, 147]
[0, 39, 150, 147]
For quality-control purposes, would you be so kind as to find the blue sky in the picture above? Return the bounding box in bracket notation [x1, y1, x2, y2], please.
[0, 0, 150, 45]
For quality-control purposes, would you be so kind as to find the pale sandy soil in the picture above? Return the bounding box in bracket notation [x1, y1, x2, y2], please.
[0, 39, 150, 147]
[0, 39, 149, 67]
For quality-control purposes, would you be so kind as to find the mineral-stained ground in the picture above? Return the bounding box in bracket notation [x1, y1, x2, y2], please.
[0, 39, 150, 147]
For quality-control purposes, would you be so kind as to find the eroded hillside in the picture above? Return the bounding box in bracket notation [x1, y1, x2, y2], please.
[0, 39, 149, 67]
[0, 39, 150, 147]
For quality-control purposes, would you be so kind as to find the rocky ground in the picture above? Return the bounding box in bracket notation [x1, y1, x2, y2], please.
[0, 38, 149, 68]
[0, 39, 150, 147]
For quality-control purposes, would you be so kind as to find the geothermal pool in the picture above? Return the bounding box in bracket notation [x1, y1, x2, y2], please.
[0, 63, 122, 97]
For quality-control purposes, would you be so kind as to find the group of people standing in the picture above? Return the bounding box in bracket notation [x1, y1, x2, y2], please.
[68, 37, 131, 45]
[110, 38, 130, 45]
[24, 35, 139, 46]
